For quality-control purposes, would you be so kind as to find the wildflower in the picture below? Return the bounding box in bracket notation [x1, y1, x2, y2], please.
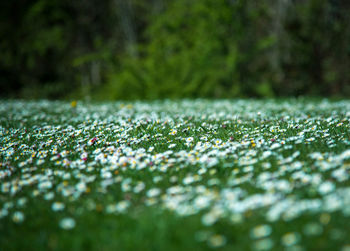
[250, 225, 272, 239]
[169, 143, 176, 149]
[52, 202, 65, 211]
[208, 234, 226, 248]
[38, 180, 52, 190]
[281, 232, 300, 247]
[318, 181, 335, 195]
[70, 100, 77, 108]
[76, 182, 87, 192]
[169, 129, 177, 135]
[59, 217, 76, 230]
[88, 137, 98, 146]
[186, 137, 194, 143]
[202, 212, 218, 226]
[116, 200, 130, 213]
[146, 188, 161, 197]
[12, 211, 25, 223]
[253, 238, 274, 251]
[303, 222, 323, 236]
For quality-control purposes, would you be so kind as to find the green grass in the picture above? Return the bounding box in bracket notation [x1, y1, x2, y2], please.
[1, 99, 350, 250]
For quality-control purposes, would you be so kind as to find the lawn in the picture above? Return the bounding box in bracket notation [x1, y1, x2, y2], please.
[1, 99, 350, 251]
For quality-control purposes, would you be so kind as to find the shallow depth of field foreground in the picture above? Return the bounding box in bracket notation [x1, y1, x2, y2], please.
[1, 99, 350, 250]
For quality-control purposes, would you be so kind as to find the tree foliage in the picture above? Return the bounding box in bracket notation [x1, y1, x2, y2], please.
[1, 0, 349, 99]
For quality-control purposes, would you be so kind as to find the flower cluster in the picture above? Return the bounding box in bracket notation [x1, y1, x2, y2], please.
[1, 99, 350, 249]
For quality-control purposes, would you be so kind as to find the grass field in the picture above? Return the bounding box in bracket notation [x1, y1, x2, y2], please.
[1, 99, 350, 251]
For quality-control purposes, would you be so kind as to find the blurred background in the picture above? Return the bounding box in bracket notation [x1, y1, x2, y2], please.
[0, 0, 349, 100]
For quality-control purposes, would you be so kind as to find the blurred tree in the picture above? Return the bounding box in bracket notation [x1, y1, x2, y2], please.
[0, 0, 349, 99]
[278, 0, 350, 96]
[0, 0, 118, 98]
[0, 0, 69, 98]
[106, 0, 276, 99]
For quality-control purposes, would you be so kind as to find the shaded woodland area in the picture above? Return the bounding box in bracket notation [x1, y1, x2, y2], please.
[1, 0, 349, 99]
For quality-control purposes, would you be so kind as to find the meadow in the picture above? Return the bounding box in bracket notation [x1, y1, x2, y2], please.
[1, 99, 350, 251]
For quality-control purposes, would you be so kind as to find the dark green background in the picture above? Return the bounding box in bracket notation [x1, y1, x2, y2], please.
[1, 0, 349, 99]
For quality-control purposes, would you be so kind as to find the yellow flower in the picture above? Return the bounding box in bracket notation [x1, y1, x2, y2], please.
[70, 100, 77, 108]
